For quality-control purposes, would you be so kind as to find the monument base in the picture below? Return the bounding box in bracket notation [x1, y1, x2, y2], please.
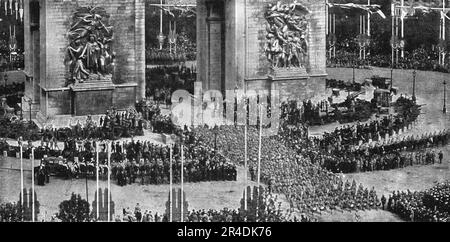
[70, 80, 115, 116]
[268, 67, 310, 81]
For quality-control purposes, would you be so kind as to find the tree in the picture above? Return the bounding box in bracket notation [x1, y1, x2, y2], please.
[57, 193, 90, 222]
[0, 202, 23, 222]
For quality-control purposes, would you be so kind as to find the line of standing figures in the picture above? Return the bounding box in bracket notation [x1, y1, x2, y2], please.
[32, 142, 237, 186]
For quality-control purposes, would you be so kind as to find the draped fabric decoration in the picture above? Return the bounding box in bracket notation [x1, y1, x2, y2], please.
[9, 24, 17, 54]
[327, 3, 387, 19]
[0, 0, 22, 21]
[326, 1, 384, 60]
[153, 5, 196, 18]
[149, 0, 196, 18]
[391, 0, 450, 65]
[15, 0, 18, 20]
[19, 0, 23, 21]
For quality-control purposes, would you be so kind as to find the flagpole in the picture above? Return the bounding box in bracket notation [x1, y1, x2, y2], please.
[31, 147, 35, 222]
[180, 143, 184, 222]
[169, 144, 173, 222]
[443, 0, 446, 66]
[363, 14, 366, 59]
[244, 111, 248, 211]
[159, 0, 163, 50]
[391, 3, 395, 67]
[333, 13, 336, 57]
[256, 103, 263, 221]
[368, 0, 371, 37]
[326, 0, 329, 35]
[257, 103, 262, 188]
[401, 0, 404, 58]
[107, 142, 111, 222]
[20, 144, 23, 221]
[96, 142, 99, 221]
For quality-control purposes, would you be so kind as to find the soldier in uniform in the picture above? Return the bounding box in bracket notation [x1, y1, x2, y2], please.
[438, 150, 444, 164]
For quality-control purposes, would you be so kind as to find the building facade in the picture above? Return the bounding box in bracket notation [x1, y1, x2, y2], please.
[197, 0, 327, 101]
[23, 0, 145, 121]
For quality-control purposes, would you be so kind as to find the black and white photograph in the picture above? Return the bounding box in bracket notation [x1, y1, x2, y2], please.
[0, 0, 449, 228]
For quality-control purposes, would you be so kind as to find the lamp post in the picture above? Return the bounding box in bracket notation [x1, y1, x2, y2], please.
[4, 73, 8, 89]
[157, 0, 165, 50]
[412, 70, 416, 102]
[352, 60, 356, 83]
[24, 98, 32, 123]
[213, 125, 218, 154]
[390, 68, 394, 89]
[444, 80, 447, 114]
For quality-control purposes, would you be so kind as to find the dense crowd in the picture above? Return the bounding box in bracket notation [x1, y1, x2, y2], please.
[327, 48, 450, 73]
[387, 182, 450, 222]
[1, 134, 237, 186]
[145, 48, 193, 65]
[145, 65, 196, 104]
[280, 97, 448, 174]
[120, 188, 289, 222]
[189, 125, 380, 218]
[0, 109, 145, 142]
[280, 88, 382, 127]
[109, 139, 237, 186]
[0, 82, 24, 107]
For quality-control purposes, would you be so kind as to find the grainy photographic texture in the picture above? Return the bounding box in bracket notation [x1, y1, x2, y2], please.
[0, 0, 449, 224]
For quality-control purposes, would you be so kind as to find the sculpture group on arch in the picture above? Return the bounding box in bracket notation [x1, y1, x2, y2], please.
[264, 1, 310, 69]
[66, 6, 115, 84]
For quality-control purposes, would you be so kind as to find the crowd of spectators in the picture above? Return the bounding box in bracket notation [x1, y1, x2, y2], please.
[387, 182, 450, 222]
[280, 96, 448, 174]
[109, 139, 237, 186]
[1, 133, 237, 186]
[327, 48, 450, 73]
[0, 108, 145, 142]
[0, 82, 24, 106]
[145, 65, 195, 104]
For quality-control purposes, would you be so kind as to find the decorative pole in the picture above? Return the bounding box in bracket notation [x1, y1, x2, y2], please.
[180, 143, 184, 222]
[443, 0, 447, 66]
[391, 2, 395, 68]
[31, 147, 35, 222]
[333, 13, 336, 58]
[257, 103, 262, 188]
[28, 99, 32, 123]
[359, 15, 363, 60]
[326, 0, 328, 36]
[444, 80, 447, 114]
[395, 9, 399, 64]
[391, 68, 394, 89]
[256, 102, 263, 221]
[353, 58, 356, 83]
[367, 0, 371, 37]
[244, 98, 248, 211]
[169, 144, 173, 222]
[400, 0, 404, 58]
[96, 142, 99, 221]
[412, 70, 416, 102]
[107, 142, 111, 222]
[363, 14, 366, 60]
[158, 0, 165, 50]
[20, 144, 23, 220]
[85, 157, 89, 203]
